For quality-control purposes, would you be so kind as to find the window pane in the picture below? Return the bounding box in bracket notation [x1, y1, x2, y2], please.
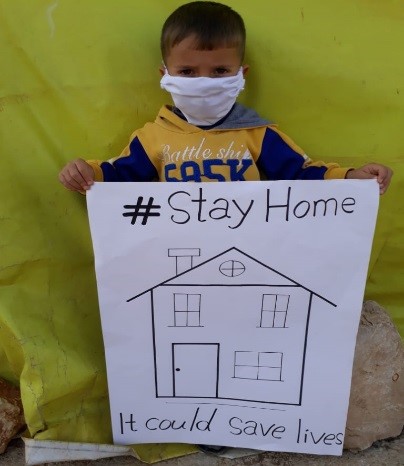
[175, 311, 187, 327]
[259, 352, 282, 367]
[187, 311, 200, 327]
[235, 351, 258, 366]
[235, 366, 258, 379]
[262, 294, 276, 311]
[188, 294, 201, 312]
[260, 311, 275, 328]
[174, 294, 187, 312]
[258, 366, 281, 381]
[273, 311, 287, 328]
[276, 295, 289, 311]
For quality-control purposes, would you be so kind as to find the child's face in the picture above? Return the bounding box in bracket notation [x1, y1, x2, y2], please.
[161, 35, 249, 78]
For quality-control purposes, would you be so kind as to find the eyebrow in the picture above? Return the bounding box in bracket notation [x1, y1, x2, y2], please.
[173, 64, 234, 68]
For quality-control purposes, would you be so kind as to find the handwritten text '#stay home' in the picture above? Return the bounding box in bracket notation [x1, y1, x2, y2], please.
[150, 186, 356, 229]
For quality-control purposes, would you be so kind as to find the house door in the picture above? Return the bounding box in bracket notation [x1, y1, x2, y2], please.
[172, 343, 219, 397]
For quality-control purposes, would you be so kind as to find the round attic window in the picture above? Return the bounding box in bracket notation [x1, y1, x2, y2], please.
[219, 260, 245, 277]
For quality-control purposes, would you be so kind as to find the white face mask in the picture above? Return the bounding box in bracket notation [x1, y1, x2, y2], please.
[160, 68, 245, 126]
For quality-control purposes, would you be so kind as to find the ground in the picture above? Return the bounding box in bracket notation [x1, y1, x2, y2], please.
[0, 433, 403, 466]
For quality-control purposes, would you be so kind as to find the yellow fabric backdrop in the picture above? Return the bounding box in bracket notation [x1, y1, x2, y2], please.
[1, 0, 403, 462]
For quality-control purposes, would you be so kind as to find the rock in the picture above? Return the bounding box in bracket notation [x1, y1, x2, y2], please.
[0, 378, 25, 454]
[344, 301, 404, 450]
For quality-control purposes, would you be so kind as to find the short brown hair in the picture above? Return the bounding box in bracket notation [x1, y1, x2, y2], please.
[161, 1, 246, 61]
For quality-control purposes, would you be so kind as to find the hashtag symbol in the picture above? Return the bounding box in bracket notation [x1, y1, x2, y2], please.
[122, 197, 161, 225]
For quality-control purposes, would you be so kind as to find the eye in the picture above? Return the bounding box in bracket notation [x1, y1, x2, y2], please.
[213, 68, 230, 76]
[177, 69, 195, 76]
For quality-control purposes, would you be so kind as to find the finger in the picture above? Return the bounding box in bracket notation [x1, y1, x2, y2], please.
[66, 167, 91, 189]
[59, 173, 83, 191]
[379, 169, 393, 188]
[376, 167, 388, 183]
[74, 160, 94, 185]
[358, 172, 376, 180]
[383, 175, 393, 192]
[379, 176, 393, 195]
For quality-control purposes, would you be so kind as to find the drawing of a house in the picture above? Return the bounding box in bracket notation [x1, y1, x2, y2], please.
[127, 247, 335, 406]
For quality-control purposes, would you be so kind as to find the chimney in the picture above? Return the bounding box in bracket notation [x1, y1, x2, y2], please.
[168, 248, 201, 274]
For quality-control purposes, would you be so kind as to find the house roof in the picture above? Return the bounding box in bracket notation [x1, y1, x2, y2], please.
[127, 247, 336, 306]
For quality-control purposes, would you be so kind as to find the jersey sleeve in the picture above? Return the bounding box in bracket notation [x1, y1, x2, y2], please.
[86, 134, 158, 182]
[256, 126, 351, 180]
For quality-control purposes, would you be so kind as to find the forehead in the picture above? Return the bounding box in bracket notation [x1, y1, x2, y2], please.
[165, 35, 241, 67]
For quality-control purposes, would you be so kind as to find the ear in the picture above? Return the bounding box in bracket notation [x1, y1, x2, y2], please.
[159, 66, 165, 77]
[242, 64, 250, 76]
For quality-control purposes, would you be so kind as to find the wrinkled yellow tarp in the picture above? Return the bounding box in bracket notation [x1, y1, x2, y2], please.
[1, 0, 403, 462]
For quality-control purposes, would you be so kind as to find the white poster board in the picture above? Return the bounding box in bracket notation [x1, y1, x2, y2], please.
[87, 180, 379, 456]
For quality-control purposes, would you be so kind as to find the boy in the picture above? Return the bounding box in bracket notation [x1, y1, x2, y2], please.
[58, 1, 393, 456]
[59, 1, 392, 193]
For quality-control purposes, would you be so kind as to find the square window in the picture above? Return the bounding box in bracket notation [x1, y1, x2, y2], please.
[258, 366, 281, 381]
[235, 351, 258, 366]
[235, 365, 258, 379]
[259, 352, 282, 367]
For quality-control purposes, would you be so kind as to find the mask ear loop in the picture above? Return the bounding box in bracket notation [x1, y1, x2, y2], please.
[161, 61, 169, 75]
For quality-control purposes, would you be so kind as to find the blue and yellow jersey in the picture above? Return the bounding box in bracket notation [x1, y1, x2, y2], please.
[87, 104, 351, 183]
